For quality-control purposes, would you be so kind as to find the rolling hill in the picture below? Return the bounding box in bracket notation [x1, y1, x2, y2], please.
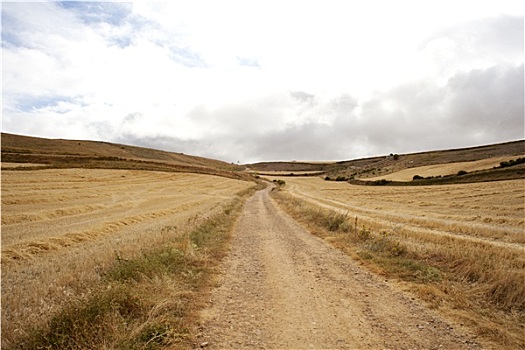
[1, 133, 251, 181]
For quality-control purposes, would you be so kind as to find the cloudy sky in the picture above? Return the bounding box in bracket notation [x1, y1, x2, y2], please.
[2, 1, 523, 163]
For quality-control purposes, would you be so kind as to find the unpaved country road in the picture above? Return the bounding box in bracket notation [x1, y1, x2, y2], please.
[198, 186, 483, 349]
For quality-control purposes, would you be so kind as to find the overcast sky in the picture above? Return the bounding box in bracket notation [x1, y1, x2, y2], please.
[2, 1, 524, 163]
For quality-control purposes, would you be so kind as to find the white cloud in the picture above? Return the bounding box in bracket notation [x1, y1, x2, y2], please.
[2, 1, 523, 162]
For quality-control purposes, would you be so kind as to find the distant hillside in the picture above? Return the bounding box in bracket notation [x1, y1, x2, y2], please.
[327, 140, 525, 180]
[247, 140, 525, 183]
[1, 133, 251, 181]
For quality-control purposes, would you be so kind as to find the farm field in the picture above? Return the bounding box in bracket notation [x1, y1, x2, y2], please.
[365, 155, 525, 181]
[1, 168, 254, 346]
[277, 177, 525, 246]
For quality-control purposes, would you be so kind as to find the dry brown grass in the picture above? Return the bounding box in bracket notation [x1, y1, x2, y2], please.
[270, 177, 525, 349]
[1, 168, 255, 348]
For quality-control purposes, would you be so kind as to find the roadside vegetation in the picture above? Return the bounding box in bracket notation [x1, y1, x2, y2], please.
[9, 184, 262, 350]
[271, 189, 525, 349]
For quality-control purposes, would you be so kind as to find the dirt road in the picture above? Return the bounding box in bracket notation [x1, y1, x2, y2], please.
[198, 186, 483, 349]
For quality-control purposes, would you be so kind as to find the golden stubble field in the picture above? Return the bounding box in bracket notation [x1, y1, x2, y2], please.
[279, 177, 525, 246]
[1, 168, 254, 344]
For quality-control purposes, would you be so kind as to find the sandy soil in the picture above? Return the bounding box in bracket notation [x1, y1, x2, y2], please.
[198, 186, 483, 349]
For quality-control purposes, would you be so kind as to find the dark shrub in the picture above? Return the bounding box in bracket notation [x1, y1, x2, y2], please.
[373, 179, 391, 186]
[500, 158, 525, 168]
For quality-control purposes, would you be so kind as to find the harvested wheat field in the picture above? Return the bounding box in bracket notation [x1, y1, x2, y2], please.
[1, 168, 254, 346]
[280, 177, 525, 246]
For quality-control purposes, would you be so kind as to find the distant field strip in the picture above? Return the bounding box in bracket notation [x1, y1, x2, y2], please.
[276, 177, 525, 247]
[1, 162, 47, 168]
[366, 155, 524, 181]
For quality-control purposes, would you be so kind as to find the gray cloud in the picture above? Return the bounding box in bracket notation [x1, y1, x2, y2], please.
[5, 64, 522, 164]
[444, 64, 524, 143]
[114, 63, 523, 163]
[290, 91, 315, 103]
[245, 122, 349, 162]
[351, 64, 524, 156]
[123, 112, 142, 124]
[218, 65, 523, 162]
[114, 93, 359, 163]
[88, 121, 115, 140]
